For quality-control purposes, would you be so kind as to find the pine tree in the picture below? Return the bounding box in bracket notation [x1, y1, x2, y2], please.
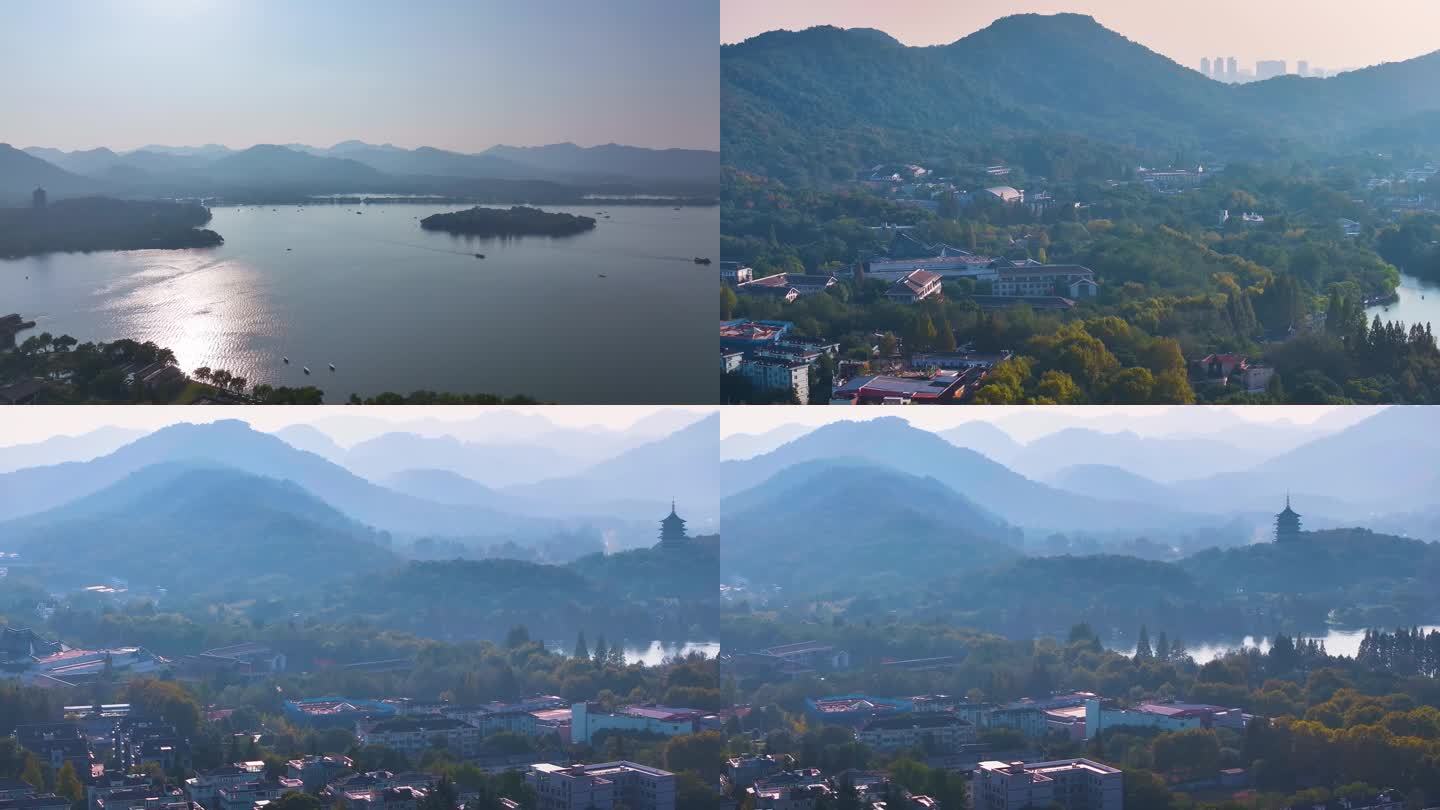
[592, 635, 608, 666]
[1135, 626, 1154, 660]
[1155, 631, 1171, 661]
[573, 631, 589, 660]
[56, 762, 83, 804]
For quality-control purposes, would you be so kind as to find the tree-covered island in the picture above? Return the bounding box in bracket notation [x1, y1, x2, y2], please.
[419, 205, 597, 237]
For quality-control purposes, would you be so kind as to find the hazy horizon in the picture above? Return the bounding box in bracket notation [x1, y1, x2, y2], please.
[722, 0, 1440, 74]
[13, 139, 721, 155]
[720, 405, 1379, 441]
[0, 405, 716, 447]
[2, 0, 719, 153]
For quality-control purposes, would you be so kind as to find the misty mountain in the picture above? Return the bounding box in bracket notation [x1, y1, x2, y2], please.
[202, 145, 390, 190]
[722, 13, 1440, 182]
[0, 463, 399, 594]
[321, 142, 538, 180]
[0, 420, 548, 540]
[271, 424, 347, 464]
[721, 424, 815, 460]
[483, 142, 720, 183]
[722, 459, 1021, 590]
[502, 413, 720, 524]
[0, 144, 101, 202]
[936, 421, 1025, 466]
[1047, 464, 1176, 503]
[0, 428, 146, 475]
[719, 416, 1192, 532]
[1173, 407, 1440, 510]
[21, 147, 124, 177]
[382, 469, 505, 508]
[136, 144, 236, 159]
[343, 432, 583, 489]
[1007, 428, 1268, 482]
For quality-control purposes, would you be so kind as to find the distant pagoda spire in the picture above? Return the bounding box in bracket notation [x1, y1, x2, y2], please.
[1275, 492, 1302, 543]
[658, 500, 688, 547]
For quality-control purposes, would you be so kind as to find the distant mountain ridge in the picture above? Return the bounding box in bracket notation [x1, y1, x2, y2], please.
[8, 140, 719, 202]
[722, 13, 1440, 182]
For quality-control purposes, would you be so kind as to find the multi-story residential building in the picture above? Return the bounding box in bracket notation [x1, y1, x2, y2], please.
[883, 270, 943, 303]
[568, 704, 703, 745]
[991, 264, 1097, 298]
[341, 786, 427, 810]
[738, 359, 809, 404]
[725, 754, 788, 790]
[857, 712, 977, 753]
[526, 762, 675, 810]
[581, 762, 676, 810]
[215, 779, 303, 810]
[357, 716, 480, 759]
[322, 772, 435, 808]
[14, 723, 92, 775]
[286, 755, 354, 792]
[184, 762, 268, 808]
[975, 759, 1122, 810]
[112, 718, 189, 773]
[526, 764, 614, 810]
[720, 262, 754, 285]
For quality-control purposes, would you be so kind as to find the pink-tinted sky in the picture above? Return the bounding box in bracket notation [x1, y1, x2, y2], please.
[722, 0, 1440, 73]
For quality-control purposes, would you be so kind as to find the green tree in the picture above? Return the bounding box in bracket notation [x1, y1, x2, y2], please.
[55, 762, 83, 804]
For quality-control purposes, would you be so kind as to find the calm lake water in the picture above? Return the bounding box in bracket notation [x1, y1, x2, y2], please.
[1367, 271, 1440, 328]
[1, 203, 717, 403]
[1113, 625, 1440, 664]
[542, 640, 719, 666]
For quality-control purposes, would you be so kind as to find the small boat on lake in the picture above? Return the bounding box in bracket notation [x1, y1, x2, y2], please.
[328, 364, 336, 371]
[282, 357, 289, 364]
[475, 253, 485, 258]
[693, 257, 712, 265]
[303, 367, 311, 375]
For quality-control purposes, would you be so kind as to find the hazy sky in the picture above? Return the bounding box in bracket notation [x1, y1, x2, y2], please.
[0, 405, 715, 446]
[2, 0, 718, 152]
[720, 405, 1379, 440]
[722, 0, 1440, 73]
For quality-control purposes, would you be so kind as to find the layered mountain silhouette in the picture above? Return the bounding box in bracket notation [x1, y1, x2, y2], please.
[7, 140, 719, 202]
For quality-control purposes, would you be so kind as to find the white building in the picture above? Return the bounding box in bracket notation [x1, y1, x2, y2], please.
[992, 265, 1097, 298]
[1084, 699, 1243, 739]
[569, 704, 702, 745]
[975, 759, 1122, 810]
[739, 359, 809, 404]
[525, 762, 675, 810]
[720, 262, 754, 285]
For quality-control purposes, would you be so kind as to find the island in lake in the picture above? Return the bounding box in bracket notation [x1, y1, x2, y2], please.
[419, 205, 597, 237]
[0, 197, 223, 258]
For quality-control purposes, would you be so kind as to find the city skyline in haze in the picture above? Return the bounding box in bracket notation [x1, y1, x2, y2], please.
[721, 0, 1440, 76]
[2, 0, 719, 153]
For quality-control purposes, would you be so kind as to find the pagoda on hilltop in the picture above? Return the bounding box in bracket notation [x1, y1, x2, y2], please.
[658, 501, 689, 548]
[1274, 494, 1303, 544]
